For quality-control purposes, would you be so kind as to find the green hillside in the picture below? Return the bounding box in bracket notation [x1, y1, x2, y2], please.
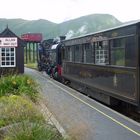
[0, 18, 57, 38]
[59, 14, 122, 38]
[0, 14, 122, 39]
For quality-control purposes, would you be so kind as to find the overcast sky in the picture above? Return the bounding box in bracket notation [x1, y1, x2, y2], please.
[0, 0, 140, 23]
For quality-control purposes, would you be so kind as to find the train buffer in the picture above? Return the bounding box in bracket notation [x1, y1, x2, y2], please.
[25, 68, 140, 140]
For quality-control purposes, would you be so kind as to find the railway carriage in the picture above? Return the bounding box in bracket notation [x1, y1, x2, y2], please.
[38, 21, 140, 111]
[61, 21, 140, 110]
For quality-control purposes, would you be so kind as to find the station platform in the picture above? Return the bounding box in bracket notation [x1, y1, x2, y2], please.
[25, 68, 140, 140]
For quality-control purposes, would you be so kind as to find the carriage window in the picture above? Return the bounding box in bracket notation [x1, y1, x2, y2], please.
[95, 41, 109, 65]
[111, 38, 125, 66]
[69, 46, 72, 62]
[75, 45, 82, 62]
[64, 46, 73, 62]
[84, 43, 93, 63]
[65, 46, 71, 61]
[125, 36, 136, 67]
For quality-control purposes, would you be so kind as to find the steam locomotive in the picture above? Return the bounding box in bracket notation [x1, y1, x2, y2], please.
[38, 37, 65, 81]
[38, 21, 140, 111]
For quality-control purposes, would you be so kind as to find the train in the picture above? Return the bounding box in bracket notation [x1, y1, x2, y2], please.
[38, 21, 140, 112]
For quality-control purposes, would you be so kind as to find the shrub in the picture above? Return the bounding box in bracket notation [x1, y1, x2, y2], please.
[0, 75, 39, 101]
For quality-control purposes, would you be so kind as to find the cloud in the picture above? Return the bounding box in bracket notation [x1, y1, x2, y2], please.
[0, 0, 140, 23]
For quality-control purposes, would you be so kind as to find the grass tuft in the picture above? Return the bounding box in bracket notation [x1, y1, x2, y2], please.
[3, 121, 64, 140]
[0, 95, 44, 128]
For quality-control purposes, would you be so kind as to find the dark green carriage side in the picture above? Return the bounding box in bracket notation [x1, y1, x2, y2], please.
[62, 22, 140, 107]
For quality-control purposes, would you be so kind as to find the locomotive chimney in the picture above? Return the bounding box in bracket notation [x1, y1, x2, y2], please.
[60, 36, 66, 41]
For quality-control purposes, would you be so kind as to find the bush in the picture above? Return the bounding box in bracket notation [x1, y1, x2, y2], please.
[3, 122, 64, 140]
[0, 75, 39, 101]
[0, 95, 44, 128]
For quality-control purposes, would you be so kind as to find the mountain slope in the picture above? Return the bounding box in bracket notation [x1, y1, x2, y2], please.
[59, 14, 122, 38]
[0, 14, 122, 39]
[0, 18, 57, 37]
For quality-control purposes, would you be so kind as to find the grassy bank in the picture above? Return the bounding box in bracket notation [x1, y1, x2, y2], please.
[24, 63, 37, 69]
[0, 74, 65, 140]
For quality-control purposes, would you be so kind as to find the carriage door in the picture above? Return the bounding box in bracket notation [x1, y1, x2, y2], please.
[95, 41, 109, 65]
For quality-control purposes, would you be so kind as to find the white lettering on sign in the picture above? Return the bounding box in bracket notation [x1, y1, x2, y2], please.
[0, 37, 17, 47]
